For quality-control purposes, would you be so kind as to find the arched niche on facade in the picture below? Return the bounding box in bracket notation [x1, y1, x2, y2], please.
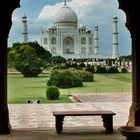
[81, 37, 86, 45]
[81, 47, 86, 54]
[51, 37, 56, 44]
[44, 37, 47, 45]
[63, 37, 74, 54]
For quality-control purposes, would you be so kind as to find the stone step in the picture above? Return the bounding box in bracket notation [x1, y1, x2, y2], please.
[70, 95, 82, 103]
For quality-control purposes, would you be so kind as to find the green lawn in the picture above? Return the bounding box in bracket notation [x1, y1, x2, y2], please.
[8, 73, 132, 104]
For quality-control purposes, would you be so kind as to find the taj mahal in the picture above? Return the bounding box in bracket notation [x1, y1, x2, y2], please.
[22, 1, 119, 59]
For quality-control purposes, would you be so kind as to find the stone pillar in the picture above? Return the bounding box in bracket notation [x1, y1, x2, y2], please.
[0, 0, 20, 134]
[118, 0, 140, 126]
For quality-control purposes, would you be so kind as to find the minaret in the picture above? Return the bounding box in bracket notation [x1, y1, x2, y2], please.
[22, 14, 28, 43]
[112, 16, 119, 58]
[94, 25, 99, 55]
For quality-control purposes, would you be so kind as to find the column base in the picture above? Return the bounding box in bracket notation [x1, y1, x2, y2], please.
[0, 107, 11, 134]
[127, 103, 140, 126]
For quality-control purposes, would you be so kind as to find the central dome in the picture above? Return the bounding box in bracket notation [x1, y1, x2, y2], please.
[53, 3, 78, 27]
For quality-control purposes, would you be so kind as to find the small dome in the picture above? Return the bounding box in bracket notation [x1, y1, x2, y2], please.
[78, 23, 86, 29]
[113, 16, 118, 19]
[48, 23, 56, 28]
[94, 25, 99, 28]
[53, 3, 78, 26]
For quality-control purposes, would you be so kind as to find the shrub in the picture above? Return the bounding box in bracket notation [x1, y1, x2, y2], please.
[75, 67, 83, 70]
[78, 62, 86, 68]
[73, 70, 94, 82]
[53, 66, 68, 70]
[21, 65, 42, 77]
[71, 63, 78, 68]
[65, 62, 71, 68]
[47, 70, 83, 88]
[46, 86, 60, 100]
[107, 66, 119, 73]
[85, 65, 95, 73]
[121, 67, 128, 73]
[96, 66, 107, 73]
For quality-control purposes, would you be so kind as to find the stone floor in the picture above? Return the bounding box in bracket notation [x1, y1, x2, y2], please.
[0, 93, 132, 139]
[0, 127, 126, 140]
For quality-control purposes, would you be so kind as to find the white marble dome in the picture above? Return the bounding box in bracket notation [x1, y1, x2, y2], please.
[53, 4, 78, 27]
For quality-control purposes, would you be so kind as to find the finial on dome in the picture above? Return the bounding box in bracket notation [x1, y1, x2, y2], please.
[64, 0, 67, 6]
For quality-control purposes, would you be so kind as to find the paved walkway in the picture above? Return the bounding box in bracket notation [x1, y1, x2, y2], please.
[0, 93, 132, 140]
[9, 93, 131, 129]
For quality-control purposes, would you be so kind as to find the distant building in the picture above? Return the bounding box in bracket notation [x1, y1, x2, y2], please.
[35, 1, 119, 59]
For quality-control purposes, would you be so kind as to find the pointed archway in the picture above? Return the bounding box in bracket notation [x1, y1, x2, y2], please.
[0, 0, 140, 135]
[63, 37, 74, 54]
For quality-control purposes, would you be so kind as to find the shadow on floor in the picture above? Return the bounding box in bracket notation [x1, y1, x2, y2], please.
[0, 127, 126, 140]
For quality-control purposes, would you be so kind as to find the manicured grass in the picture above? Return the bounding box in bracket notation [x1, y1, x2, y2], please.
[8, 74, 72, 104]
[59, 73, 132, 94]
[8, 73, 132, 104]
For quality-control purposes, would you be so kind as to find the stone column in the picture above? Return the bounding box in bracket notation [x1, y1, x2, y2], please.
[118, 0, 140, 126]
[0, 0, 20, 134]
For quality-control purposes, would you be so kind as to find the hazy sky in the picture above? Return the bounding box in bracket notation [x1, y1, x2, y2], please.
[9, 0, 131, 55]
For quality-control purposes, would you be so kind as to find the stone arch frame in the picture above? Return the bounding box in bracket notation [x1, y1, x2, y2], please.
[44, 37, 47, 45]
[51, 37, 56, 44]
[81, 37, 86, 45]
[89, 37, 93, 45]
[63, 36, 74, 54]
[81, 47, 86, 54]
[0, 0, 140, 134]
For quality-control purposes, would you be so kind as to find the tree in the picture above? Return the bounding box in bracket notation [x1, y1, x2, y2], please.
[10, 41, 52, 65]
[15, 45, 44, 77]
[120, 55, 132, 61]
[8, 41, 53, 74]
[12, 42, 22, 53]
[24, 41, 52, 61]
[51, 56, 66, 66]
[8, 50, 17, 67]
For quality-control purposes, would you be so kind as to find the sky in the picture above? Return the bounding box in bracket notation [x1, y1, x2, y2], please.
[9, 0, 131, 56]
